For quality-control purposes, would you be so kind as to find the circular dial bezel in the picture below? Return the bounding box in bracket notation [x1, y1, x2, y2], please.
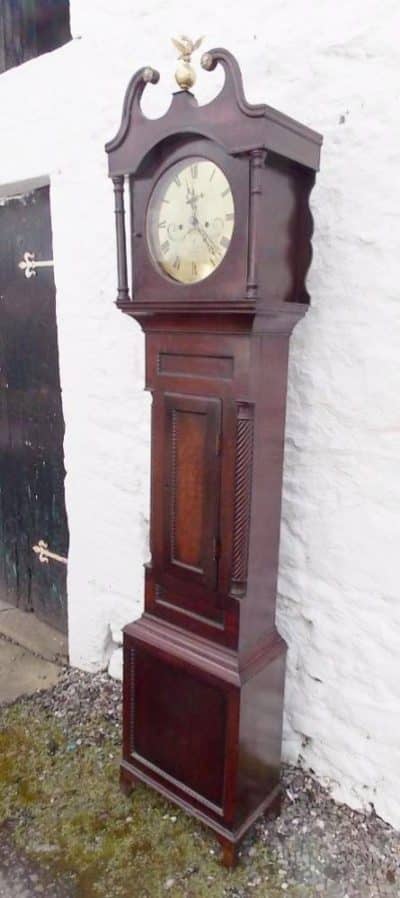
[145, 155, 235, 285]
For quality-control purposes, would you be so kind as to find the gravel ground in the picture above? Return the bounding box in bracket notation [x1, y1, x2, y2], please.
[0, 669, 399, 898]
[254, 774, 399, 898]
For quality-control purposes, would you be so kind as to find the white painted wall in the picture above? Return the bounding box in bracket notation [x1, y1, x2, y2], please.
[1, 0, 399, 829]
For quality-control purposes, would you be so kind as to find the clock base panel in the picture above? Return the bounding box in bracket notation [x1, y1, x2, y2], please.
[121, 618, 286, 865]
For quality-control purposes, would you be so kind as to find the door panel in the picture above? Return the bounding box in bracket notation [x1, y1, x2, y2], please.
[131, 646, 227, 809]
[0, 185, 68, 632]
[172, 406, 208, 569]
[155, 392, 221, 591]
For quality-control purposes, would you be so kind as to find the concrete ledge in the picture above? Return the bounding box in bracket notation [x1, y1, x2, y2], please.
[0, 608, 68, 663]
[0, 638, 62, 705]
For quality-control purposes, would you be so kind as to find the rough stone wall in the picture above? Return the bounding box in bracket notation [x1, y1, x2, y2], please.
[0, 0, 399, 828]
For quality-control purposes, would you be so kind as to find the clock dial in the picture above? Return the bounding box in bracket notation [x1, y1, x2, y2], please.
[146, 156, 235, 284]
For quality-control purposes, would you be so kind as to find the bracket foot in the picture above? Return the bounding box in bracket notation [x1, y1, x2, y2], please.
[217, 835, 238, 868]
[120, 767, 137, 796]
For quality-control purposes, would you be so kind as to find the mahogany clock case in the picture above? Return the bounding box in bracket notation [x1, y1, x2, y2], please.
[106, 48, 322, 864]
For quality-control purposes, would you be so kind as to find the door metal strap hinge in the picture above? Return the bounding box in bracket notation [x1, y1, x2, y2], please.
[32, 540, 67, 565]
[18, 252, 54, 278]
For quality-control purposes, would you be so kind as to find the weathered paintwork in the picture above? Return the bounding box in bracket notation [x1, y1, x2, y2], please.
[0, 186, 68, 633]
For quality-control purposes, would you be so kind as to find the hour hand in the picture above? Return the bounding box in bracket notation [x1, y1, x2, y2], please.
[186, 191, 201, 206]
[186, 182, 197, 204]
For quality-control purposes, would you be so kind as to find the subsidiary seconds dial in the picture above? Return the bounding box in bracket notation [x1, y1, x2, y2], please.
[146, 156, 235, 285]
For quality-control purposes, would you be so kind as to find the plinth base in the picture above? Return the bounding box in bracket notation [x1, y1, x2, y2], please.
[121, 615, 286, 867]
[120, 758, 282, 867]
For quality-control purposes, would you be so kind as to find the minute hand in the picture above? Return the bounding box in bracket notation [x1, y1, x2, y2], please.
[197, 226, 221, 257]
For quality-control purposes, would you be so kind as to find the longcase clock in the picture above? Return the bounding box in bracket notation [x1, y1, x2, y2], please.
[105, 44, 322, 866]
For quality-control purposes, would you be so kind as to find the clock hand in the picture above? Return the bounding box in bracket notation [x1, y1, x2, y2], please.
[186, 182, 199, 209]
[186, 192, 203, 206]
[186, 210, 220, 252]
[197, 225, 221, 257]
[186, 182, 206, 223]
[186, 183, 202, 233]
[185, 183, 221, 256]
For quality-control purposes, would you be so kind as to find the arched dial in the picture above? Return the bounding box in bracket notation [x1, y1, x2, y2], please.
[146, 156, 235, 285]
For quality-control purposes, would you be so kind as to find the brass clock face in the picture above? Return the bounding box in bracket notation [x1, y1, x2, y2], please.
[146, 156, 235, 285]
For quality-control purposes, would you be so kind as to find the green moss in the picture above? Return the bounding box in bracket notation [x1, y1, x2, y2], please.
[0, 702, 282, 898]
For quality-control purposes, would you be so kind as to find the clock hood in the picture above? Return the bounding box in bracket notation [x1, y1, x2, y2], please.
[105, 47, 322, 178]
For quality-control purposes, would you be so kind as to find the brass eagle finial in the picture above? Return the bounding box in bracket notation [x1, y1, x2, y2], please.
[171, 35, 204, 90]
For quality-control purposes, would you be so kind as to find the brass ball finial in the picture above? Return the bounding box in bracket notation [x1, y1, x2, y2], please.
[171, 35, 204, 90]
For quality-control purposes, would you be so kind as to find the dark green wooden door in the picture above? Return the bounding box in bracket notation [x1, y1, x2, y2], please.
[0, 185, 68, 633]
